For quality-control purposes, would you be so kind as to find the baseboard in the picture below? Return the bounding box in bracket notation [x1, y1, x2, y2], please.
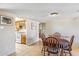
[8, 52, 16, 56]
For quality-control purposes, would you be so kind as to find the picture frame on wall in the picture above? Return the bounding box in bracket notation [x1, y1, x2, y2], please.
[0, 16, 13, 25]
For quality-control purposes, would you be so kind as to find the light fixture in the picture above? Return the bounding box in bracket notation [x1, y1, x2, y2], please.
[49, 12, 58, 17]
[15, 17, 23, 21]
[15, 17, 20, 21]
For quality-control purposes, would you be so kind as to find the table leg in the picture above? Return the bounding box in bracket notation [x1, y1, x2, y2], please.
[60, 49, 64, 56]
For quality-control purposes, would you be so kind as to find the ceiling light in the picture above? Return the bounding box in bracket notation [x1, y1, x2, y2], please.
[49, 12, 58, 17]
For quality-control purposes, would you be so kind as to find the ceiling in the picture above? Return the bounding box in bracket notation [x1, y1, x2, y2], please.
[0, 3, 79, 22]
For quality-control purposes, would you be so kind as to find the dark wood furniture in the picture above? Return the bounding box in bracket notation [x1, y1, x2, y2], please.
[46, 37, 60, 56]
[58, 38, 70, 56]
[63, 35, 74, 56]
[52, 32, 61, 39]
[40, 33, 47, 55]
[40, 33, 74, 56]
[47, 35, 70, 56]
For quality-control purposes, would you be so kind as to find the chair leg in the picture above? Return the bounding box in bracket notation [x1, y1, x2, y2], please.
[64, 51, 66, 56]
[60, 49, 64, 56]
[43, 47, 45, 56]
[41, 47, 44, 53]
[69, 51, 72, 56]
[57, 53, 59, 56]
[48, 52, 50, 56]
[65, 53, 67, 56]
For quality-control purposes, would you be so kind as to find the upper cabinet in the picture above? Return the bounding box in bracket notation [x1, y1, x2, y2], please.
[15, 20, 26, 31]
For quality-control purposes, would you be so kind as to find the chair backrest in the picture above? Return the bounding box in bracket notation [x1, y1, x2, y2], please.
[53, 32, 61, 39]
[40, 33, 46, 46]
[39, 32, 41, 38]
[46, 37, 59, 48]
[40, 33, 46, 40]
[70, 35, 74, 46]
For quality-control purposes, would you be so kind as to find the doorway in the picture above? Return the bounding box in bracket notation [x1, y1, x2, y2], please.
[15, 20, 26, 44]
[39, 23, 46, 34]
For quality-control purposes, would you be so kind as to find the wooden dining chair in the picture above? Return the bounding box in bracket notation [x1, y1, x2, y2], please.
[63, 35, 74, 56]
[46, 37, 60, 56]
[52, 32, 61, 39]
[40, 33, 47, 55]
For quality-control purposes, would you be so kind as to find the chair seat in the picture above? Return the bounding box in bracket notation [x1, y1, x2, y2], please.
[63, 42, 72, 51]
[48, 47, 60, 54]
[64, 47, 72, 51]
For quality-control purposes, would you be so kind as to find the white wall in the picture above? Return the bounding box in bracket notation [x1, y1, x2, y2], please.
[0, 11, 16, 55]
[15, 17, 39, 45]
[26, 19, 39, 45]
[45, 19, 79, 47]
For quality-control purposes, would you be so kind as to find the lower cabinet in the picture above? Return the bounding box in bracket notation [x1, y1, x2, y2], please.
[21, 34, 26, 44]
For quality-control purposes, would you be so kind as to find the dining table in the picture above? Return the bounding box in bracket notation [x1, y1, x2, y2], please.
[45, 36, 70, 56]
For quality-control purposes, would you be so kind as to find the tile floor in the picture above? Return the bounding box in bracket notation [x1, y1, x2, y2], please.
[10, 41, 79, 56]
